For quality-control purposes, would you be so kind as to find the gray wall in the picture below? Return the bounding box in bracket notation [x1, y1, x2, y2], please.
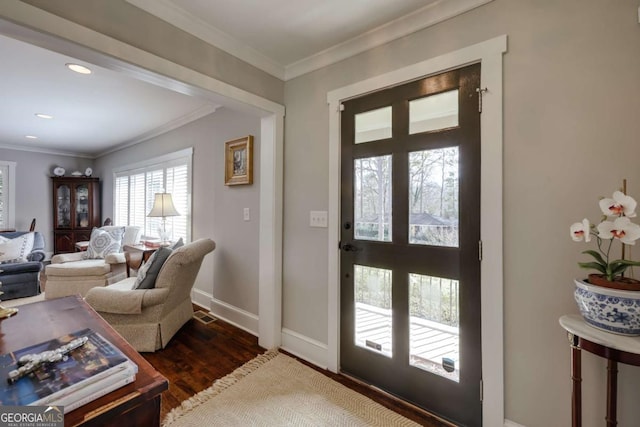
[283, 1, 640, 426]
[0, 148, 91, 254]
[93, 108, 261, 313]
[4, 0, 640, 426]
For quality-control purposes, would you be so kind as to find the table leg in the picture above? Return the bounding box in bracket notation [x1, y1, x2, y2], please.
[606, 359, 618, 427]
[569, 332, 582, 427]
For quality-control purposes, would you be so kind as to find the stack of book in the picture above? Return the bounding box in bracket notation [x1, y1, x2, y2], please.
[0, 328, 137, 413]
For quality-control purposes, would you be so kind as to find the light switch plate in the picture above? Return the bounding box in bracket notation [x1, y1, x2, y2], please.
[310, 210, 328, 228]
[243, 208, 250, 221]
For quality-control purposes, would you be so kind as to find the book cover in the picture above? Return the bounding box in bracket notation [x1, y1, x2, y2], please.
[0, 328, 136, 407]
[53, 367, 136, 413]
[37, 361, 137, 407]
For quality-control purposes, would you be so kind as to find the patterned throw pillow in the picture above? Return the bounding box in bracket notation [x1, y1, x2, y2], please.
[85, 227, 125, 259]
[0, 233, 35, 264]
[133, 247, 173, 290]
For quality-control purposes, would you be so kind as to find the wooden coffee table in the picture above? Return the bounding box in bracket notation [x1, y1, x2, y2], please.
[0, 295, 168, 426]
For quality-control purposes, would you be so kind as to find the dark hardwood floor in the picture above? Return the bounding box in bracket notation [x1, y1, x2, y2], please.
[142, 305, 452, 426]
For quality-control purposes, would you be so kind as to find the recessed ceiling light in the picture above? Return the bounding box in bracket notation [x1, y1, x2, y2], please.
[25, 135, 38, 139]
[35, 113, 53, 119]
[65, 63, 92, 74]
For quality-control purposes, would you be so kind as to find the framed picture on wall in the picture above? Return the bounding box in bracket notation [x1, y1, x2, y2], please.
[224, 135, 254, 185]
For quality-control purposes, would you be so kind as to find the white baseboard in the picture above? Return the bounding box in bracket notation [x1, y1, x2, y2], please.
[280, 328, 328, 369]
[504, 420, 526, 427]
[191, 288, 212, 309]
[209, 297, 259, 336]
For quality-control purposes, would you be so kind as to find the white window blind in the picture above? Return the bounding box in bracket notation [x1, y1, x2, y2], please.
[0, 161, 16, 230]
[114, 149, 192, 242]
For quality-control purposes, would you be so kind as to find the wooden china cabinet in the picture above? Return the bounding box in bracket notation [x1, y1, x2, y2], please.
[52, 176, 101, 253]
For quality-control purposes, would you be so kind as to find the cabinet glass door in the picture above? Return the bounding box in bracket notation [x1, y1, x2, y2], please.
[56, 185, 71, 228]
[75, 184, 89, 228]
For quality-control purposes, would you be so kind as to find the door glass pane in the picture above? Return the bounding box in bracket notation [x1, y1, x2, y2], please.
[355, 106, 392, 144]
[409, 89, 458, 134]
[355, 155, 392, 242]
[409, 273, 459, 382]
[355, 265, 392, 358]
[408, 147, 458, 247]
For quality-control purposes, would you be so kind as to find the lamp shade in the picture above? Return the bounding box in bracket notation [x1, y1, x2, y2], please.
[147, 193, 180, 217]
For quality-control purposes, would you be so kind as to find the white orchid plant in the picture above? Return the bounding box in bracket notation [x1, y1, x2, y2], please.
[570, 190, 640, 282]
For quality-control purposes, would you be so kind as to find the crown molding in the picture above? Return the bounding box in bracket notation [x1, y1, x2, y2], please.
[0, 105, 218, 159]
[96, 103, 219, 157]
[0, 143, 95, 159]
[285, 0, 495, 80]
[125, 0, 285, 80]
[127, 0, 493, 81]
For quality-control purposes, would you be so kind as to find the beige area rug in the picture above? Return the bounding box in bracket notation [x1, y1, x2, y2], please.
[163, 350, 420, 427]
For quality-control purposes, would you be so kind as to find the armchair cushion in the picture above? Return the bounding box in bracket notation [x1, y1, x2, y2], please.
[0, 232, 34, 264]
[85, 278, 169, 314]
[51, 251, 85, 264]
[133, 247, 172, 290]
[85, 227, 124, 259]
[46, 259, 112, 277]
[104, 253, 126, 264]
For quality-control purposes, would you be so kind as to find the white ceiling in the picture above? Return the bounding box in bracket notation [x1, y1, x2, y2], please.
[0, 0, 491, 158]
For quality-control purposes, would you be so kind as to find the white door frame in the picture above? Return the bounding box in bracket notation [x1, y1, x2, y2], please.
[327, 35, 507, 426]
[0, 1, 284, 350]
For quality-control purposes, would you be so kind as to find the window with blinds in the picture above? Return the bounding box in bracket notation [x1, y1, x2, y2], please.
[0, 161, 15, 230]
[114, 149, 192, 243]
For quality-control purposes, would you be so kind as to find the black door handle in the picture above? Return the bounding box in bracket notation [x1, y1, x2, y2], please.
[341, 243, 360, 252]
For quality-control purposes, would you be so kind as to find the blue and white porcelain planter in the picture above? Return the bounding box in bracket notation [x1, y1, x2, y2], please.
[574, 279, 640, 336]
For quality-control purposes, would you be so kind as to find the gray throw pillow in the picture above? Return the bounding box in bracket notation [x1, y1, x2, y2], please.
[170, 238, 184, 250]
[133, 247, 172, 290]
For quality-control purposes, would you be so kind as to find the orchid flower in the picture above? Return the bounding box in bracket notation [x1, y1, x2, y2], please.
[599, 190, 637, 218]
[571, 188, 640, 282]
[597, 217, 640, 245]
[570, 219, 591, 242]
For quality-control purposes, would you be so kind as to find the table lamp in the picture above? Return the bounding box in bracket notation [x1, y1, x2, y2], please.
[147, 193, 180, 244]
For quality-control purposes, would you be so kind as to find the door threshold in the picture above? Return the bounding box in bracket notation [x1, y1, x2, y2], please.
[338, 371, 457, 427]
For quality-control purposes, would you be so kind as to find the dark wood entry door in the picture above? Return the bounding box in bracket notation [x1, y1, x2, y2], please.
[340, 64, 482, 426]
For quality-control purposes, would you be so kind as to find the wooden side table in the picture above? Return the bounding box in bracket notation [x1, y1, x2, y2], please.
[559, 314, 640, 427]
[123, 243, 161, 277]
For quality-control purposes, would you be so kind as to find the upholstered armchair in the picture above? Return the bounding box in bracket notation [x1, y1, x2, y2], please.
[85, 238, 215, 352]
[0, 231, 45, 300]
[44, 226, 142, 299]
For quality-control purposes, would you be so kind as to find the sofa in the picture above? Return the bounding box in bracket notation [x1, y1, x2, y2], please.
[0, 231, 45, 300]
[85, 238, 215, 352]
[44, 226, 142, 299]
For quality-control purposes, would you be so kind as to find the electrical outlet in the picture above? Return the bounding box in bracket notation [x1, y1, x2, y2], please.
[310, 210, 328, 228]
[243, 208, 250, 221]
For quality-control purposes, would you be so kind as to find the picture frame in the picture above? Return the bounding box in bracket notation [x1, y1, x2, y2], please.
[224, 135, 254, 185]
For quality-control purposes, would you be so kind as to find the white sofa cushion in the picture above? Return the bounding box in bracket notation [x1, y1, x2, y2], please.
[0, 232, 34, 264]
